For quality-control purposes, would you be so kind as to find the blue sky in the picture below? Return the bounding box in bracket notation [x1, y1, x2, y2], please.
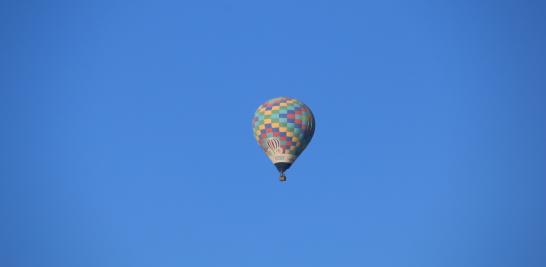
[2, 1, 546, 266]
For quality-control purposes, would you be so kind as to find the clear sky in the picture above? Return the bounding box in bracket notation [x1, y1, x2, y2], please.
[2, 1, 546, 267]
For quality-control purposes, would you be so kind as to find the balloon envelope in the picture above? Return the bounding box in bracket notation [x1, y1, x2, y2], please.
[252, 97, 315, 175]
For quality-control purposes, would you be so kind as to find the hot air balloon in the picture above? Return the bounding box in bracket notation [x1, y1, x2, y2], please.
[252, 97, 315, 182]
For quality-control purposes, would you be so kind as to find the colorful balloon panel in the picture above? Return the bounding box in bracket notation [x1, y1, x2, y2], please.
[252, 97, 315, 166]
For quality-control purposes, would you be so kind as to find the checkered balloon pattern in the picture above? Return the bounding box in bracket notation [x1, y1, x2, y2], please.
[252, 97, 315, 164]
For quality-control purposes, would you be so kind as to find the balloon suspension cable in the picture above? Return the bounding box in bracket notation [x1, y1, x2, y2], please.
[279, 172, 287, 183]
